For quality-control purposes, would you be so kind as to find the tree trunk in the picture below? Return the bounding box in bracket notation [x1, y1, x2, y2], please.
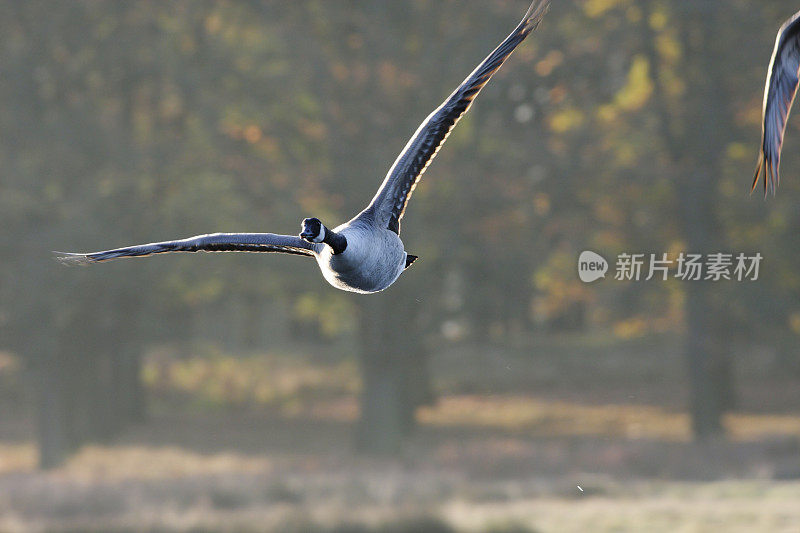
[684, 283, 725, 438]
[644, 0, 736, 439]
[120, 348, 146, 423]
[680, 11, 735, 440]
[37, 344, 67, 469]
[355, 292, 432, 454]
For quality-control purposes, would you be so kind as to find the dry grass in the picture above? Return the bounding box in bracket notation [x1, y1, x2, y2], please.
[443, 484, 800, 533]
[1, 341, 799, 532]
[2, 401, 800, 532]
[142, 347, 360, 410]
[1, 435, 800, 533]
[419, 396, 800, 442]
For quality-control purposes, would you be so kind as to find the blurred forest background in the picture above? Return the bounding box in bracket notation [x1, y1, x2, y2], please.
[2, 0, 800, 531]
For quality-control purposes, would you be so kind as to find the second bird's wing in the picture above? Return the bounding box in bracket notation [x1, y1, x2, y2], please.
[754, 10, 800, 195]
[365, 0, 550, 233]
[55, 232, 317, 265]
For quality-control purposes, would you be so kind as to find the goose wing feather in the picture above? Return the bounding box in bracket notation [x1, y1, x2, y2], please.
[365, 0, 550, 233]
[754, 10, 800, 195]
[55, 233, 316, 265]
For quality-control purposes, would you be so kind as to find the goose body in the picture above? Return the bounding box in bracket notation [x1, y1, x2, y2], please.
[317, 217, 407, 294]
[56, 0, 550, 293]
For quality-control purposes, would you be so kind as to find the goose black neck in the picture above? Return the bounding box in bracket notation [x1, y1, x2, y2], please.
[323, 228, 347, 255]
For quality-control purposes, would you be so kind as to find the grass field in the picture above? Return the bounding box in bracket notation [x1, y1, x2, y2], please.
[1, 337, 799, 532]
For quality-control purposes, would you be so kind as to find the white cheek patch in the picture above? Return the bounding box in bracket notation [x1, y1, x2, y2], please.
[312, 225, 326, 243]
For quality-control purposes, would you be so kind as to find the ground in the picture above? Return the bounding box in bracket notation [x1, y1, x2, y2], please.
[1, 336, 799, 532]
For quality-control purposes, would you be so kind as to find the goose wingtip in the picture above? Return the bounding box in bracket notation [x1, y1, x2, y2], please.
[523, 0, 552, 28]
[52, 251, 95, 266]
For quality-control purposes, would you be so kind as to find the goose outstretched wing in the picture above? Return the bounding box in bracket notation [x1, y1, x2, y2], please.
[55, 233, 316, 265]
[754, 10, 800, 195]
[365, 0, 550, 233]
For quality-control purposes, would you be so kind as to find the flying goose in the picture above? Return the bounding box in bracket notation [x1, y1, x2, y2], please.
[56, 0, 551, 293]
[753, 9, 800, 195]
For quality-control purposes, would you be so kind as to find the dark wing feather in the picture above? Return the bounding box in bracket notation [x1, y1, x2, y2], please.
[55, 233, 316, 265]
[366, 0, 550, 233]
[754, 11, 800, 195]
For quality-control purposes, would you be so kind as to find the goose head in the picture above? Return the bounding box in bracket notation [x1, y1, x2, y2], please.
[300, 217, 347, 255]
